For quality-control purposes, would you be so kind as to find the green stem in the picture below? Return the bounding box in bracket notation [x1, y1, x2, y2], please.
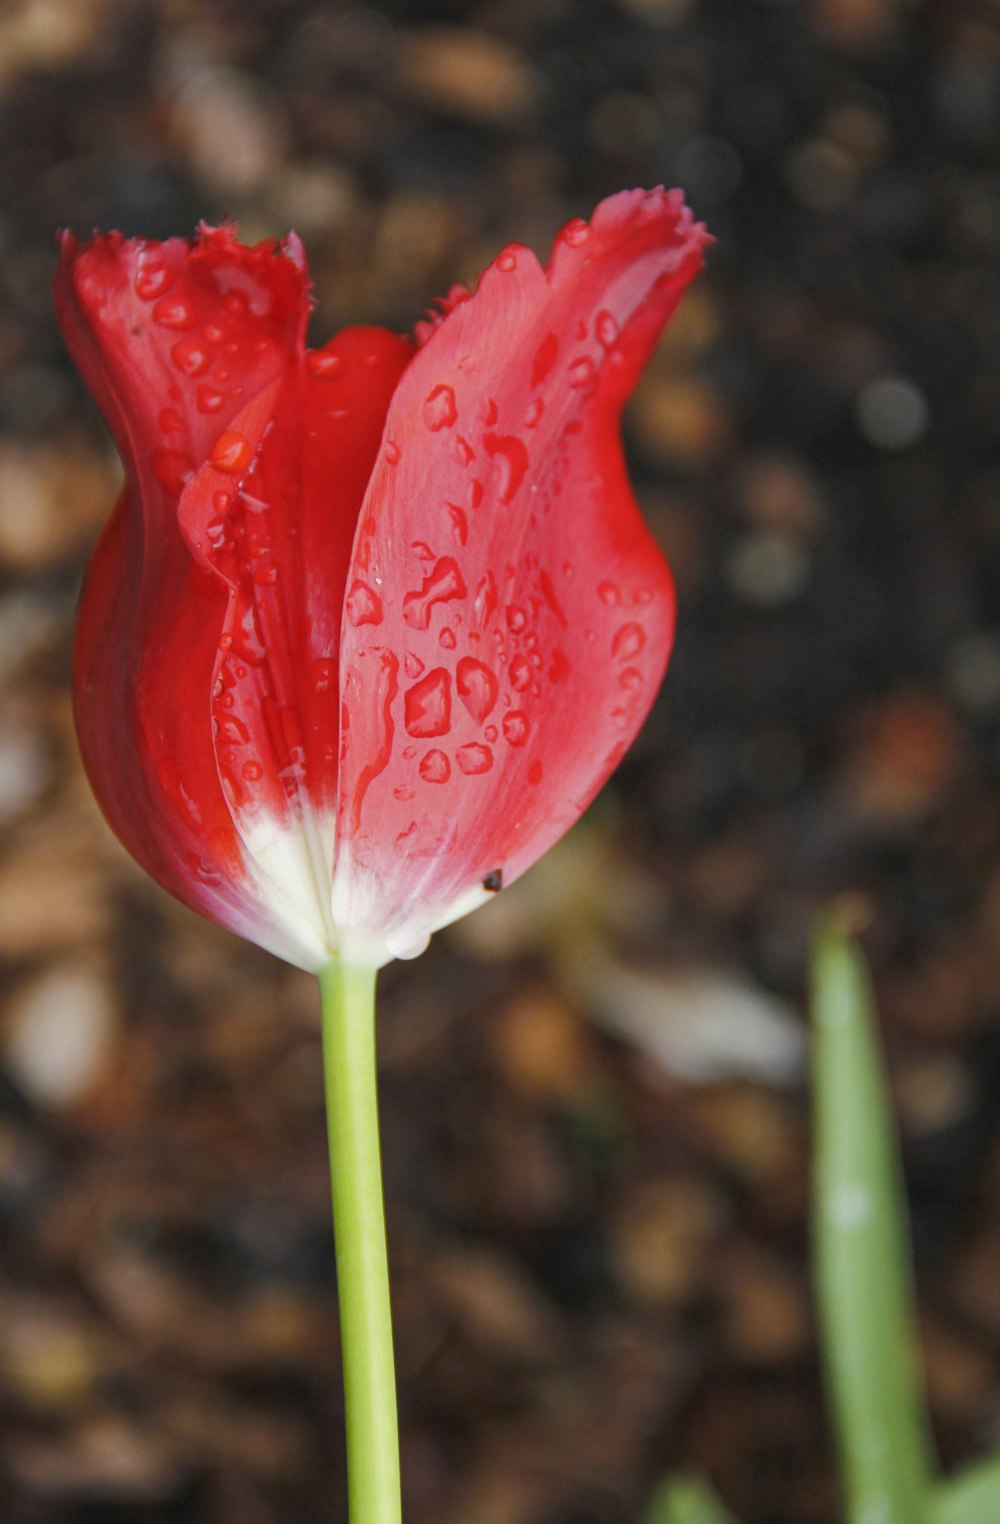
[319, 959, 401, 1524]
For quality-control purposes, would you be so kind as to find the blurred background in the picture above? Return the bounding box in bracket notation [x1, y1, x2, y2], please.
[1, 0, 999, 1519]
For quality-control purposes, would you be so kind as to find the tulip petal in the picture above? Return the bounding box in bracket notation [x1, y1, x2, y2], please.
[59, 227, 335, 967]
[333, 187, 708, 962]
[177, 328, 411, 952]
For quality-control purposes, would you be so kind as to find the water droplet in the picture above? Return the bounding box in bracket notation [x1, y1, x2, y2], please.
[170, 338, 210, 377]
[485, 724, 498, 742]
[346, 580, 383, 627]
[496, 249, 517, 272]
[509, 656, 531, 691]
[453, 435, 475, 467]
[524, 398, 544, 428]
[633, 587, 653, 605]
[502, 710, 529, 747]
[483, 434, 528, 503]
[135, 264, 172, 300]
[384, 440, 400, 465]
[596, 310, 619, 348]
[210, 431, 252, 474]
[481, 397, 499, 426]
[531, 332, 559, 387]
[213, 490, 231, 512]
[419, 749, 450, 783]
[474, 572, 497, 626]
[456, 743, 493, 775]
[439, 628, 457, 650]
[620, 667, 642, 692]
[242, 760, 263, 781]
[527, 759, 543, 785]
[404, 653, 425, 679]
[561, 217, 590, 247]
[404, 668, 452, 738]
[157, 406, 184, 434]
[197, 383, 225, 414]
[393, 785, 415, 802]
[612, 622, 646, 659]
[598, 580, 621, 606]
[306, 349, 344, 379]
[403, 557, 467, 630]
[569, 356, 596, 389]
[446, 504, 468, 546]
[253, 562, 278, 586]
[231, 599, 267, 666]
[506, 605, 527, 634]
[151, 448, 194, 495]
[469, 479, 484, 510]
[311, 659, 335, 694]
[539, 568, 568, 628]
[423, 384, 457, 431]
[456, 657, 498, 723]
[153, 294, 196, 330]
[202, 322, 225, 344]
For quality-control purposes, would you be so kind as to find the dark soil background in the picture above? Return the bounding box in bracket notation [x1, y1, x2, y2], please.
[1, 0, 1000, 1520]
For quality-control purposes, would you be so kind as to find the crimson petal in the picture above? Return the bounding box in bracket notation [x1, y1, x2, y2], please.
[333, 187, 708, 961]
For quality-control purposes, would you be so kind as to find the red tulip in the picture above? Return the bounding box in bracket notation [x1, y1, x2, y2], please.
[57, 189, 708, 971]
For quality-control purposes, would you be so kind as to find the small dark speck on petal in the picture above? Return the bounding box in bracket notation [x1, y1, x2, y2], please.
[483, 869, 503, 892]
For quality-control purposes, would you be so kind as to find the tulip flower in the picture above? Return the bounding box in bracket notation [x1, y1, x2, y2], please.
[56, 188, 708, 1524]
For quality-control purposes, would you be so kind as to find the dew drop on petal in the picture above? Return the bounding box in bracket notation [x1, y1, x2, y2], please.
[561, 217, 590, 247]
[404, 653, 425, 679]
[384, 440, 401, 465]
[253, 562, 278, 586]
[153, 295, 196, 330]
[484, 434, 528, 504]
[497, 249, 517, 272]
[509, 655, 531, 691]
[403, 558, 467, 630]
[242, 760, 263, 781]
[439, 628, 457, 650]
[212, 490, 231, 513]
[171, 338, 211, 377]
[151, 448, 194, 495]
[419, 749, 450, 783]
[596, 309, 619, 348]
[456, 743, 493, 775]
[620, 667, 643, 692]
[311, 659, 335, 694]
[135, 264, 172, 300]
[404, 668, 452, 738]
[569, 356, 596, 389]
[423, 384, 457, 431]
[197, 384, 226, 414]
[453, 435, 475, 467]
[598, 581, 621, 606]
[531, 332, 559, 388]
[393, 785, 415, 802]
[524, 398, 544, 428]
[210, 431, 252, 473]
[502, 710, 530, 747]
[346, 580, 384, 627]
[306, 349, 344, 379]
[446, 504, 468, 545]
[474, 571, 497, 626]
[506, 605, 527, 634]
[527, 759, 543, 785]
[456, 657, 498, 722]
[485, 724, 498, 742]
[612, 622, 646, 660]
